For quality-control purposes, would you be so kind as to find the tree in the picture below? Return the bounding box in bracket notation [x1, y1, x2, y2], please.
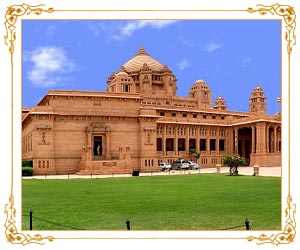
[223, 154, 247, 175]
[189, 149, 200, 164]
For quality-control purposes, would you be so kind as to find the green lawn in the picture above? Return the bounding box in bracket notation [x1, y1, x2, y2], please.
[22, 174, 281, 231]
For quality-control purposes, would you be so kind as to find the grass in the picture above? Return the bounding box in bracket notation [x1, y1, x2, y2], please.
[22, 173, 281, 231]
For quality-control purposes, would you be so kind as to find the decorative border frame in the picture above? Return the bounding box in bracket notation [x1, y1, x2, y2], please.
[3, 2, 296, 246]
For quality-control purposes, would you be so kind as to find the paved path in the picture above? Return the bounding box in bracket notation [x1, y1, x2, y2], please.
[24, 166, 281, 180]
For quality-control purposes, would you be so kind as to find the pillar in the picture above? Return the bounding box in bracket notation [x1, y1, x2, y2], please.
[251, 126, 255, 154]
[216, 127, 220, 154]
[274, 126, 277, 152]
[196, 127, 200, 153]
[162, 125, 166, 156]
[185, 125, 190, 154]
[174, 125, 178, 156]
[256, 122, 267, 154]
[234, 128, 238, 154]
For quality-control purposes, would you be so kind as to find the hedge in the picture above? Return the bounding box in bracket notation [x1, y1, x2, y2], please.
[22, 167, 33, 176]
[22, 160, 33, 168]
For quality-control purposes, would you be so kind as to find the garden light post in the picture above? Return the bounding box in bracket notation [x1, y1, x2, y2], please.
[29, 210, 33, 230]
[245, 218, 250, 230]
[126, 218, 130, 230]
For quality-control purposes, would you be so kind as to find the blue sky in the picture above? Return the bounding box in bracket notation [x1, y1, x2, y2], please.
[22, 20, 281, 114]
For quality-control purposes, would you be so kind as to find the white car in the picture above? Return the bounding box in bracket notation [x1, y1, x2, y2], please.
[188, 161, 200, 170]
[171, 159, 190, 170]
[158, 162, 172, 171]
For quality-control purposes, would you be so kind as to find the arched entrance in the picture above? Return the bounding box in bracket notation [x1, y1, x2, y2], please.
[238, 127, 252, 165]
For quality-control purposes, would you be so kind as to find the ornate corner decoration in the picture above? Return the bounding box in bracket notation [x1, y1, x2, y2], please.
[4, 3, 54, 246]
[4, 195, 54, 245]
[4, 3, 54, 54]
[247, 3, 296, 55]
[247, 195, 296, 245]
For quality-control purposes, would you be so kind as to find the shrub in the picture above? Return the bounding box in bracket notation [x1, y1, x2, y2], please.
[22, 166, 33, 176]
[22, 160, 33, 168]
[223, 154, 247, 175]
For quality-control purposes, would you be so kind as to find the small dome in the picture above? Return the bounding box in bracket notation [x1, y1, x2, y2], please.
[122, 45, 164, 72]
[195, 79, 206, 85]
[250, 86, 266, 97]
[192, 79, 210, 90]
[213, 96, 227, 110]
[116, 71, 128, 77]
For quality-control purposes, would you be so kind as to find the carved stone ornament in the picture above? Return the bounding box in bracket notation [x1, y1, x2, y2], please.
[86, 122, 110, 131]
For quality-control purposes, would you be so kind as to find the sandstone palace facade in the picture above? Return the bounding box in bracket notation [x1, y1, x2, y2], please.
[22, 46, 281, 175]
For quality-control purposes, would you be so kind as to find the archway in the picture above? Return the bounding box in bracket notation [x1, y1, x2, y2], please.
[238, 127, 252, 165]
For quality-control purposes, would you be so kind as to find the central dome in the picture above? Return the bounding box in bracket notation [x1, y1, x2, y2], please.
[122, 46, 164, 72]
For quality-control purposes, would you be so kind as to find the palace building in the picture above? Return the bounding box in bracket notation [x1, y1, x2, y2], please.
[22, 46, 281, 175]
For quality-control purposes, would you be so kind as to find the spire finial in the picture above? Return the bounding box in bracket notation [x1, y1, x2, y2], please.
[136, 45, 148, 56]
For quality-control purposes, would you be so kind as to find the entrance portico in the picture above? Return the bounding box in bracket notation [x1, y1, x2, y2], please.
[233, 121, 281, 166]
[85, 123, 111, 161]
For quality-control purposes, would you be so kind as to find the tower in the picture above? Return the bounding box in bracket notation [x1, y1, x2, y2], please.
[249, 86, 266, 114]
[213, 96, 227, 110]
[188, 80, 212, 109]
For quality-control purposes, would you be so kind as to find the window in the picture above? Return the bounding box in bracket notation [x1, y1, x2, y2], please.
[160, 112, 165, 116]
[189, 139, 196, 150]
[210, 139, 216, 151]
[123, 84, 130, 92]
[203, 115, 207, 119]
[182, 113, 187, 117]
[166, 138, 174, 151]
[212, 115, 216, 119]
[193, 114, 197, 118]
[171, 112, 176, 117]
[219, 139, 225, 151]
[178, 138, 185, 151]
[200, 139, 206, 151]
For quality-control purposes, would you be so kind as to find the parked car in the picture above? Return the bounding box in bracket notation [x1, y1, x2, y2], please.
[158, 162, 172, 171]
[188, 161, 200, 170]
[171, 158, 190, 170]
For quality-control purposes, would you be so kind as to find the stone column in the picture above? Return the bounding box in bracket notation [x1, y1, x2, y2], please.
[234, 128, 238, 154]
[274, 126, 277, 152]
[162, 125, 166, 156]
[185, 125, 190, 154]
[174, 125, 178, 156]
[196, 126, 200, 153]
[251, 126, 255, 154]
[266, 125, 270, 153]
[256, 122, 267, 154]
[216, 127, 220, 154]
[206, 137, 210, 154]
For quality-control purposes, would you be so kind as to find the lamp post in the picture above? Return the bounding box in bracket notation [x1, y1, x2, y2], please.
[276, 97, 281, 113]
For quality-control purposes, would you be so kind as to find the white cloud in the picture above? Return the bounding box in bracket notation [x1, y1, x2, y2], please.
[204, 42, 222, 53]
[176, 59, 191, 71]
[178, 37, 223, 53]
[112, 20, 179, 40]
[85, 21, 107, 36]
[24, 46, 75, 87]
[178, 36, 202, 47]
